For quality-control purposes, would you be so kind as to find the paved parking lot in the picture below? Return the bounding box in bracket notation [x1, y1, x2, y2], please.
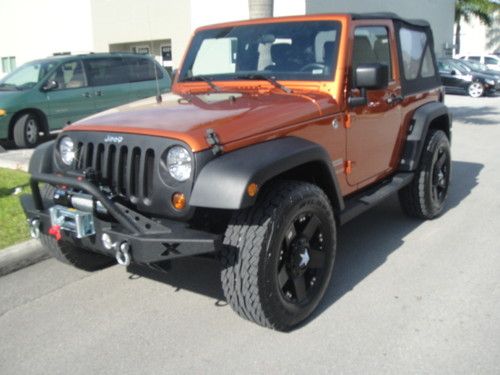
[0, 94, 499, 374]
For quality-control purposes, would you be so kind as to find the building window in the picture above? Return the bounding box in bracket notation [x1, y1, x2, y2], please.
[1, 56, 16, 74]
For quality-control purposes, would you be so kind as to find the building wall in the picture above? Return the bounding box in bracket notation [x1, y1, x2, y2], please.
[90, 0, 192, 68]
[0, 0, 93, 75]
[458, 11, 500, 55]
[305, 0, 455, 57]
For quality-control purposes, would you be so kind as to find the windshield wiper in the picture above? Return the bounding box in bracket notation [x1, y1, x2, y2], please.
[181, 75, 221, 92]
[0, 83, 21, 91]
[236, 74, 292, 94]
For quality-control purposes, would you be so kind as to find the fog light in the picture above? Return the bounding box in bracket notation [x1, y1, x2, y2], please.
[172, 192, 186, 210]
[102, 233, 113, 250]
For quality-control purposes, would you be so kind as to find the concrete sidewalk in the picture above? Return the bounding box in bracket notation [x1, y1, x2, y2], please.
[0, 147, 32, 172]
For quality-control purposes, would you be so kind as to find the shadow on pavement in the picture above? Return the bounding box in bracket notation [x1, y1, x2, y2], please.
[127, 160, 483, 322]
[0, 134, 57, 151]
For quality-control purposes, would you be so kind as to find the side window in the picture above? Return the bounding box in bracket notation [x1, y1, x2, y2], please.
[485, 57, 499, 65]
[469, 56, 480, 62]
[127, 57, 164, 82]
[84, 58, 129, 86]
[353, 26, 392, 79]
[48, 60, 87, 90]
[398, 27, 435, 80]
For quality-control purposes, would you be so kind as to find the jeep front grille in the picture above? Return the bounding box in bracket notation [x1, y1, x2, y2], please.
[75, 142, 155, 203]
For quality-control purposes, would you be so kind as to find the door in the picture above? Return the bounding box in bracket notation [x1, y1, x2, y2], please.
[83, 57, 131, 113]
[346, 23, 402, 187]
[437, 61, 465, 91]
[45, 59, 95, 130]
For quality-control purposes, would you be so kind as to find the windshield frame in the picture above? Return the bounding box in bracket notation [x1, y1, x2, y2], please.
[178, 20, 342, 84]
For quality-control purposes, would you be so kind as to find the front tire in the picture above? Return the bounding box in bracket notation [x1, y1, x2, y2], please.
[468, 82, 484, 98]
[221, 181, 336, 330]
[13, 113, 40, 148]
[39, 186, 115, 271]
[399, 129, 451, 219]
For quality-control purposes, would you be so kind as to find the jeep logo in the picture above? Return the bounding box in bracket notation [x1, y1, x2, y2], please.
[104, 135, 124, 143]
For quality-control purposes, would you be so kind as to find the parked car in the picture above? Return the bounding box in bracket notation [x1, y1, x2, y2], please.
[437, 58, 497, 97]
[0, 53, 171, 148]
[22, 13, 452, 330]
[458, 54, 500, 72]
[457, 59, 500, 83]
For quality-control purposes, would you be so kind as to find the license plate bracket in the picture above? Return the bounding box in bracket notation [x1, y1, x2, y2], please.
[49, 205, 95, 238]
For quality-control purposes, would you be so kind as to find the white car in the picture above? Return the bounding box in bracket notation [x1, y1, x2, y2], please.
[459, 54, 500, 72]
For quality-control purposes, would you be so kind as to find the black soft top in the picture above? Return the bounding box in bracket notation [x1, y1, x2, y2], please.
[351, 12, 430, 28]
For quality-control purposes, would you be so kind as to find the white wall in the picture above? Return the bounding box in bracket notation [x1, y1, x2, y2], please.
[306, 0, 455, 56]
[0, 0, 93, 70]
[458, 11, 500, 55]
[90, 0, 191, 68]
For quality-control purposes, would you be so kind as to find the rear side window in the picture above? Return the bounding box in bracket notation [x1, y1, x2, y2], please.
[469, 56, 480, 61]
[127, 57, 164, 82]
[485, 57, 499, 65]
[84, 58, 129, 86]
[398, 28, 435, 80]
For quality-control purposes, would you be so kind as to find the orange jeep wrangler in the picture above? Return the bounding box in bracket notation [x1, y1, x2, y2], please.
[22, 13, 451, 330]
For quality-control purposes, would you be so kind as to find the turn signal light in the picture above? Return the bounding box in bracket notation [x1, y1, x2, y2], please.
[172, 192, 186, 210]
[247, 183, 259, 197]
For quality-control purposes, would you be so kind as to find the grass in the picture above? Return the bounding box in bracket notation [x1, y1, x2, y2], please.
[0, 168, 31, 249]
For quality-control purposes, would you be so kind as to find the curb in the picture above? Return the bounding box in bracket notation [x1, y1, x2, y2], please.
[0, 239, 49, 277]
[0, 159, 28, 172]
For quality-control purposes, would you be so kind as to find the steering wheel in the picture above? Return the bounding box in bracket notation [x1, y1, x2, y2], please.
[300, 63, 327, 72]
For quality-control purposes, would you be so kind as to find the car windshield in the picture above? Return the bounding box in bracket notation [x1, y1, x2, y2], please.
[0, 60, 57, 91]
[179, 21, 341, 83]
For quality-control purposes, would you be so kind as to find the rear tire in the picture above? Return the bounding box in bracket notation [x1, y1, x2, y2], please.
[13, 113, 40, 148]
[399, 129, 451, 219]
[39, 186, 115, 271]
[221, 181, 336, 330]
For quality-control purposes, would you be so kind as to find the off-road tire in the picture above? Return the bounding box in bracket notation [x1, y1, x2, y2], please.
[399, 129, 451, 219]
[220, 181, 336, 331]
[39, 186, 115, 271]
[13, 113, 40, 148]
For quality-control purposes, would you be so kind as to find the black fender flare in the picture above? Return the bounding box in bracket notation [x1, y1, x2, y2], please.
[399, 101, 452, 172]
[189, 137, 345, 211]
[28, 140, 54, 174]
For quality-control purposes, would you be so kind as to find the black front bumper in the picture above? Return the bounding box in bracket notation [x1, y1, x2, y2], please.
[22, 173, 220, 264]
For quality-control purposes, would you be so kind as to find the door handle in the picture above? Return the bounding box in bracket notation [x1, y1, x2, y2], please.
[95, 90, 103, 96]
[82, 92, 92, 98]
[386, 94, 403, 105]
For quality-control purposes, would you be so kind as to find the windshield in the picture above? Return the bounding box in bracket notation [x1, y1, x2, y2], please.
[0, 60, 57, 91]
[179, 21, 341, 83]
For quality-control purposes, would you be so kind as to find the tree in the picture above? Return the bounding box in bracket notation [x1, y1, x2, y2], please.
[455, 0, 500, 55]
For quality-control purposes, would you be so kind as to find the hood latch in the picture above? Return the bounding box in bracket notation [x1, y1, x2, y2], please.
[205, 128, 223, 155]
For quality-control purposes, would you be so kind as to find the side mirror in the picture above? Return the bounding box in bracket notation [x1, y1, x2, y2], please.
[42, 80, 59, 91]
[349, 63, 389, 107]
[451, 70, 457, 76]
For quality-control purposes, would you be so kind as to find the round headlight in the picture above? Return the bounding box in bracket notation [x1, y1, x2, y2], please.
[167, 146, 192, 181]
[59, 136, 75, 166]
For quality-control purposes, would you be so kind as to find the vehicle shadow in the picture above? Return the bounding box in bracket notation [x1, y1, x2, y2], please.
[127, 160, 483, 322]
[0, 133, 57, 151]
[447, 104, 500, 126]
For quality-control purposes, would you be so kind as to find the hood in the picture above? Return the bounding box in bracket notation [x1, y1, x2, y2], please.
[0, 90, 24, 106]
[66, 91, 339, 152]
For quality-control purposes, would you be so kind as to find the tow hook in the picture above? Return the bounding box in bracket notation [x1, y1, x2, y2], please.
[115, 241, 131, 266]
[28, 218, 41, 239]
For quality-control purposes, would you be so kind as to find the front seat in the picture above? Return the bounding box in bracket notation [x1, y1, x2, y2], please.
[265, 43, 298, 72]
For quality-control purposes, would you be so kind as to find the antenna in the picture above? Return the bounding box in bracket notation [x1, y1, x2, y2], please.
[146, 4, 162, 104]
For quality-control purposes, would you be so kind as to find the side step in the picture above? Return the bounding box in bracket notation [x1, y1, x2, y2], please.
[339, 173, 414, 225]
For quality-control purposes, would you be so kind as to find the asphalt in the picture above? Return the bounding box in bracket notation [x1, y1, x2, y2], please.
[0, 94, 499, 374]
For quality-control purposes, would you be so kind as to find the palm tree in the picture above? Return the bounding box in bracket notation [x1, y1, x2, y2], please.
[455, 0, 500, 54]
[249, 0, 273, 19]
